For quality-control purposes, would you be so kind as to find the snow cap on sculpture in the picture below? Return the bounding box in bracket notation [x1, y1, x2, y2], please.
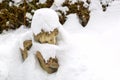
[31, 8, 60, 35]
[31, 8, 60, 44]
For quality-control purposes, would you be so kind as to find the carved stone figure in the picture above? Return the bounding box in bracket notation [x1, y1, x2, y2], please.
[19, 8, 60, 74]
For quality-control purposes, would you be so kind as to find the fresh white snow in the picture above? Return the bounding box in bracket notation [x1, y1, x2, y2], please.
[31, 8, 60, 35]
[0, 0, 120, 80]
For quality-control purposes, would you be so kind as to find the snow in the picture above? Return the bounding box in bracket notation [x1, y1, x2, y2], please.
[13, 0, 21, 3]
[39, 0, 47, 3]
[52, 0, 65, 7]
[63, 14, 84, 33]
[0, 0, 120, 80]
[31, 8, 61, 35]
[26, 12, 33, 20]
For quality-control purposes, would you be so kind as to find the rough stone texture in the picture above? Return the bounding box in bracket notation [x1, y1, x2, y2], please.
[34, 28, 58, 44]
[23, 40, 32, 50]
[36, 51, 59, 74]
[20, 48, 28, 61]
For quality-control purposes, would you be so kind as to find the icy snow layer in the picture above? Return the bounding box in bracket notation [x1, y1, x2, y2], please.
[31, 8, 61, 35]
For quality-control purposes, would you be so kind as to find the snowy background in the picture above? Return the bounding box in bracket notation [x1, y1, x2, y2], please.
[0, 0, 120, 80]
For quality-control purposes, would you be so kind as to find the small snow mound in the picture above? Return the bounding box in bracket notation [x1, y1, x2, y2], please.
[31, 8, 61, 35]
[19, 31, 33, 50]
[29, 43, 59, 61]
[63, 14, 83, 33]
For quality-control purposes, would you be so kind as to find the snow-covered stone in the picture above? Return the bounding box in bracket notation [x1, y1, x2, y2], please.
[1, 0, 120, 80]
[31, 8, 61, 35]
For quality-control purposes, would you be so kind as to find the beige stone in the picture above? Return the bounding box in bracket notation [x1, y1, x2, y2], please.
[23, 40, 32, 50]
[34, 28, 58, 44]
[19, 40, 32, 61]
[36, 51, 59, 74]
[20, 48, 28, 61]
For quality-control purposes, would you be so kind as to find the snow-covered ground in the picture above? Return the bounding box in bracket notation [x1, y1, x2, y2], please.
[0, 0, 120, 80]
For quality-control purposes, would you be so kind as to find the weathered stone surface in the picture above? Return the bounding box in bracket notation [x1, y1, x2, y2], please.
[36, 51, 59, 74]
[20, 48, 28, 61]
[23, 40, 32, 50]
[34, 28, 58, 44]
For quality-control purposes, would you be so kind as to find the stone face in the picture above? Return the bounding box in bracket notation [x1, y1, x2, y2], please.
[36, 51, 59, 74]
[34, 28, 58, 44]
[23, 40, 32, 50]
[20, 48, 28, 61]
